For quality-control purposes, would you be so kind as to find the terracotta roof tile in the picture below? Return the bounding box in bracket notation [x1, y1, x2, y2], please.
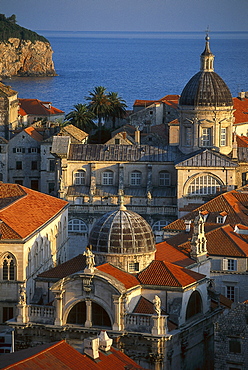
[1, 340, 143, 369]
[155, 241, 194, 267]
[0, 183, 68, 240]
[19, 99, 64, 117]
[97, 263, 140, 289]
[236, 135, 248, 148]
[233, 97, 248, 124]
[138, 260, 205, 288]
[24, 126, 43, 142]
[38, 254, 86, 279]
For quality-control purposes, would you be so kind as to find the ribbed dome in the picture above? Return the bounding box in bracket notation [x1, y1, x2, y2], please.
[179, 71, 233, 107]
[89, 208, 155, 255]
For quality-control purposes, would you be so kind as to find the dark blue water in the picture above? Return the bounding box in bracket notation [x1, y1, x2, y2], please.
[3, 33, 248, 114]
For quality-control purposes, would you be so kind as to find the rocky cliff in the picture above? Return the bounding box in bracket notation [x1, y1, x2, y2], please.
[0, 38, 57, 77]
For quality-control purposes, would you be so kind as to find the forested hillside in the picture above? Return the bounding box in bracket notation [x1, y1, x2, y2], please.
[0, 14, 48, 43]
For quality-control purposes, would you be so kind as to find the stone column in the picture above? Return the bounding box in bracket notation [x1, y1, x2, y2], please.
[85, 299, 92, 328]
[16, 303, 28, 324]
[54, 291, 63, 326]
[112, 295, 122, 331]
[151, 315, 168, 336]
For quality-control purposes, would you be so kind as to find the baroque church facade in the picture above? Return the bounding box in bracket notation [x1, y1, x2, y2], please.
[51, 35, 246, 255]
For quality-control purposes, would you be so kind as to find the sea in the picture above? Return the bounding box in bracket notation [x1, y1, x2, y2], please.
[2, 31, 248, 115]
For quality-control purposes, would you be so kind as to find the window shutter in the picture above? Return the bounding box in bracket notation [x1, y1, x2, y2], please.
[234, 287, 239, 303]
[221, 285, 226, 296]
[234, 259, 237, 271]
[22, 148, 25, 153]
[223, 258, 228, 270]
[13, 148, 16, 153]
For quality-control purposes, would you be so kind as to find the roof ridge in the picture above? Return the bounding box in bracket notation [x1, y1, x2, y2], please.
[222, 225, 247, 256]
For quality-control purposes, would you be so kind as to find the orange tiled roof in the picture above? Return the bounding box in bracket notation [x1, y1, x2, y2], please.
[138, 260, 206, 288]
[38, 254, 86, 279]
[24, 126, 43, 142]
[236, 134, 248, 147]
[155, 241, 194, 267]
[233, 97, 248, 124]
[0, 183, 68, 240]
[19, 98, 64, 117]
[97, 263, 140, 289]
[1, 340, 143, 369]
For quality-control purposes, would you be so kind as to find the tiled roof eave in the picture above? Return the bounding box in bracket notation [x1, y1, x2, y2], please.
[140, 277, 207, 290]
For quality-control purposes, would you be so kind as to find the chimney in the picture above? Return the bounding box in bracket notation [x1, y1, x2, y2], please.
[122, 132, 126, 140]
[184, 220, 191, 233]
[84, 337, 99, 359]
[135, 128, 140, 145]
[98, 331, 112, 352]
[239, 91, 246, 100]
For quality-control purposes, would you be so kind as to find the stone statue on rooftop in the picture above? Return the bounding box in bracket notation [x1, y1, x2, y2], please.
[153, 295, 161, 316]
[84, 246, 95, 270]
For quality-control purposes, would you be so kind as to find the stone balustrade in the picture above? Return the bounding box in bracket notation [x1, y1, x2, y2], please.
[125, 313, 153, 333]
[28, 305, 55, 324]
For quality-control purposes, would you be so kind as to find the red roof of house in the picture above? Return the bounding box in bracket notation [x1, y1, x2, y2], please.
[97, 263, 140, 289]
[138, 260, 206, 288]
[24, 126, 43, 142]
[155, 241, 194, 267]
[0, 340, 143, 369]
[233, 97, 248, 124]
[19, 99, 64, 117]
[236, 134, 248, 147]
[0, 183, 68, 240]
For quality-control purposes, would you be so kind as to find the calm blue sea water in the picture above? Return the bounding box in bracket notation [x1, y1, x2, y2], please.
[3, 32, 248, 114]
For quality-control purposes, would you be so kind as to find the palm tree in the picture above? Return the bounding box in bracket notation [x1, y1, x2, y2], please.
[85, 86, 110, 128]
[107, 92, 127, 129]
[65, 104, 96, 133]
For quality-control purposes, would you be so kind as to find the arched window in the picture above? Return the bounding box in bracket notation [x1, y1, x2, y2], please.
[152, 220, 169, 231]
[130, 171, 141, 186]
[2, 253, 16, 281]
[67, 301, 86, 325]
[74, 170, 86, 185]
[159, 171, 171, 186]
[92, 302, 111, 328]
[187, 174, 222, 196]
[68, 219, 88, 233]
[102, 171, 114, 185]
[186, 291, 202, 320]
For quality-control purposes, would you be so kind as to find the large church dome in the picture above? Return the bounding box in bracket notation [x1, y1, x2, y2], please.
[179, 35, 233, 107]
[89, 202, 156, 272]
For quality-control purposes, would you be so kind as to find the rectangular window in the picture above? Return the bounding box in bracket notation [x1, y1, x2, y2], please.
[201, 128, 211, 147]
[223, 259, 237, 271]
[31, 161, 38, 170]
[130, 172, 141, 186]
[220, 127, 227, 146]
[227, 286, 235, 301]
[31, 180, 39, 191]
[2, 307, 13, 322]
[185, 127, 192, 146]
[159, 172, 170, 186]
[16, 161, 22, 170]
[129, 262, 139, 272]
[229, 338, 241, 353]
[49, 159, 55, 172]
[15, 180, 23, 185]
[115, 139, 120, 144]
[48, 183, 55, 194]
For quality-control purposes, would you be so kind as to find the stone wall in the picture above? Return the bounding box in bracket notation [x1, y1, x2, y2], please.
[0, 38, 56, 77]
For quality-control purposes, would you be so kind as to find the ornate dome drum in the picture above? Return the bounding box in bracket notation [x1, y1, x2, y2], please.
[89, 203, 156, 272]
[178, 35, 234, 155]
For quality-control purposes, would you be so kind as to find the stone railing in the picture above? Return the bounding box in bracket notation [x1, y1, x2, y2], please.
[28, 305, 55, 324]
[125, 313, 153, 333]
[69, 204, 177, 216]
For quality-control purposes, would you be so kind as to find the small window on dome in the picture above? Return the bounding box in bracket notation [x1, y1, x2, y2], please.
[129, 262, 139, 272]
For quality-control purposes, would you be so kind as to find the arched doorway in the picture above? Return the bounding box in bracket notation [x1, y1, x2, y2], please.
[186, 291, 202, 320]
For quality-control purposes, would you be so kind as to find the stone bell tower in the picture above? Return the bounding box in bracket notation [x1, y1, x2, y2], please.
[190, 212, 208, 263]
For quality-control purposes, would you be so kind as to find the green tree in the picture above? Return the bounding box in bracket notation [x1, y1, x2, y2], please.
[107, 92, 127, 129]
[86, 86, 111, 128]
[65, 104, 96, 133]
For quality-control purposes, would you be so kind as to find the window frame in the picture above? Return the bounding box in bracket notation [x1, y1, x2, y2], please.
[130, 171, 141, 186]
[220, 127, 227, 146]
[68, 219, 88, 233]
[159, 171, 171, 186]
[102, 171, 114, 186]
[201, 127, 211, 147]
[187, 174, 221, 196]
[74, 170, 86, 185]
[2, 253, 16, 281]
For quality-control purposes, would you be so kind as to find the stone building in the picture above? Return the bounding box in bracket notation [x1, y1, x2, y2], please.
[8, 205, 228, 370]
[214, 301, 248, 370]
[163, 186, 248, 304]
[0, 182, 68, 324]
[0, 82, 19, 139]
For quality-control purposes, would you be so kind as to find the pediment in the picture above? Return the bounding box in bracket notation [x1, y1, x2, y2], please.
[176, 149, 237, 168]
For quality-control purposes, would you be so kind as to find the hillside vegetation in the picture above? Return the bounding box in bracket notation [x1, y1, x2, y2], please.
[0, 14, 49, 43]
